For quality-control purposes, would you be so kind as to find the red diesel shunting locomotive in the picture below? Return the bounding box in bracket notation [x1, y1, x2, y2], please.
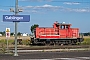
[31, 21, 84, 45]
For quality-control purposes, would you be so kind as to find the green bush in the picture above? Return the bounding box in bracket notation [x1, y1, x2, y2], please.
[0, 40, 14, 46]
[81, 38, 90, 45]
[0, 39, 6, 53]
[1, 43, 6, 53]
[22, 40, 30, 45]
[8, 40, 14, 45]
[0, 39, 6, 44]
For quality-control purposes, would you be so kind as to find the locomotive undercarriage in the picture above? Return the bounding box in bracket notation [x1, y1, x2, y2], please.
[31, 38, 84, 45]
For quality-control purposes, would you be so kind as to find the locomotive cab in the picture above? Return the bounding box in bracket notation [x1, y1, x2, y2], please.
[53, 21, 71, 29]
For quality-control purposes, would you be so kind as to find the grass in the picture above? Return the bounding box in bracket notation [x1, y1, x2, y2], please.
[81, 38, 90, 45]
[0, 36, 90, 53]
[22, 39, 31, 45]
[0, 39, 30, 53]
[0, 36, 90, 46]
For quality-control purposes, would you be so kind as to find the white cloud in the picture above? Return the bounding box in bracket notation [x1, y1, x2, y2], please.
[23, 4, 90, 13]
[63, 7, 90, 12]
[42, 4, 53, 7]
[0, 4, 90, 13]
[23, 4, 61, 12]
[73, 9, 89, 12]
[22, 4, 90, 13]
[24, 4, 59, 8]
[0, 9, 9, 12]
[20, 4, 61, 13]
[63, 2, 80, 5]
[25, 6, 33, 8]
[24, 10, 38, 13]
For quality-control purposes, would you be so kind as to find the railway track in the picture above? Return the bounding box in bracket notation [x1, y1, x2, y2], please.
[8, 45, 90, 50]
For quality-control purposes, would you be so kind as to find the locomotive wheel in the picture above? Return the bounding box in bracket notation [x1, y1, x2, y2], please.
[71, 40, 77, 45]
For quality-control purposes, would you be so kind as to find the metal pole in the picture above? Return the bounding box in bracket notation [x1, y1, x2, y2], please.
[14, 0, 18, 56]
[7, 37, 8, 52]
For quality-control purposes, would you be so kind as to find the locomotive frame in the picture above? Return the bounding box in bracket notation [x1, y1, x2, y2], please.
[30, 21, 84, 45]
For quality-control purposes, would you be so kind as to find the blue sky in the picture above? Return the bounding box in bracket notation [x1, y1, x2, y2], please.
[0, 0, 90, 33]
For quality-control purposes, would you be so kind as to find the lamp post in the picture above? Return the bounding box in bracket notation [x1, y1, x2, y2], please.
[14, 0, 18, 56]
[10, 0, 23, 56]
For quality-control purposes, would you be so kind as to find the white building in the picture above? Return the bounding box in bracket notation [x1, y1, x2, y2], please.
[22, 33, 28, 36]
[0, 34, 2, 36]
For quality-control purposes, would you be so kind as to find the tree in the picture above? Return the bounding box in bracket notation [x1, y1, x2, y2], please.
[88, 32, 90, 36]
[17, 32, 22, 36]
[11, 32, 14, 36]
[30, 24, 39, 33]
[0, 31, 5, 36]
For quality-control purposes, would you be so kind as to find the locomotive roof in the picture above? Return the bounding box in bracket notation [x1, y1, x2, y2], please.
[57, 23, 72, 26]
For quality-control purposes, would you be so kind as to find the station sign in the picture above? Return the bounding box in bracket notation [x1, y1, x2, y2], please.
[6, 28, 10, 38]
[3, 15, 30, 22]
